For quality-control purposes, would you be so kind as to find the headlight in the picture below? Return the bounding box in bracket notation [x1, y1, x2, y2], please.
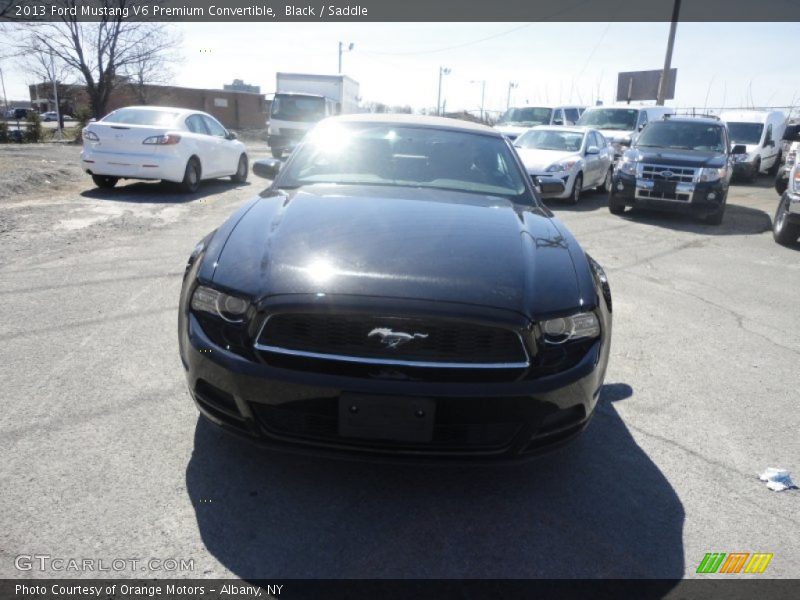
[541, 312, 600, 344]
[545, 159, 578, 173]
[792, 170, 800, 193]
[786, 151, 796, 167]
[618, 158, 637, 175]
[697, 167, 726, 182]
[733, 153, 751, 163]
[83, 129, 99, 141]
[191, 285, 249, 323]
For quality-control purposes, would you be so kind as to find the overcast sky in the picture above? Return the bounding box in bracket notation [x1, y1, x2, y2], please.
[3, 22, 799, 114]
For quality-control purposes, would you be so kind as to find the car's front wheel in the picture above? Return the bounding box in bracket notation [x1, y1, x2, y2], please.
[567, 173, 582, 205]
[775, 172, 789, 195]
[608, 192, 626, 215]
[749, 158, 761, 183]
[773, 194, 800, 245]
[179, 158, 201, 193]
[91, 175, 118, 189]
[703, 194, 727, 226]
[597, 168, 612, 193]
[767, 152, 782, 176]
[231, 154, 248, 183]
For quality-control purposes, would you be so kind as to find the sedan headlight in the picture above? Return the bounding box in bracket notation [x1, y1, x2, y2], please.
[697, 167, 727, 182]
[733, 153, 751, 163]
[545, 159, 578, 173]
[541, 312, 600, 344]
[83, 129, 99, 142]
[191, 285, 249, 323]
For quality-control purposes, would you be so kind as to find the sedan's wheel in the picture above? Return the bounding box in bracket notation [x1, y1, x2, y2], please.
[179, 158, 201, 193]
[773, 194, 800, 245]
[597, 168, 612, 193]
[91, 175, 118, 189]
[567, 173, 582, 205]
[750, 158, 761, 183]
[608, 192, 626, 215]
[231, 154, 248, 183]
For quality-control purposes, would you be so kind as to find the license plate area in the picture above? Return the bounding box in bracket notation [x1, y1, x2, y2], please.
[338, 394, 435, 443]
[653, 179, 677, 195]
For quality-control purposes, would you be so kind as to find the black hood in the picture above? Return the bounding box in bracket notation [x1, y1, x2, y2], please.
[207, 184, 589, 319]
[627, 147, 727, 168]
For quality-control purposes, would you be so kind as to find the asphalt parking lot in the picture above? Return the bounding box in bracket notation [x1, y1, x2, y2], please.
[0, 144, 798, 581]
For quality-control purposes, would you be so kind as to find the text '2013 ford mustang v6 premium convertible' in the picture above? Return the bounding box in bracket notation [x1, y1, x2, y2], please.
[178, 114, 612, 461]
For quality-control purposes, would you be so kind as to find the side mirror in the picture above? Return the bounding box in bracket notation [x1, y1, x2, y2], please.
[585, 145, 600, 155]
[252, 158, 282, 180]
[226, 131, 238, 140]
[535, 176, 566, 198]
[731, 144, 747, 155]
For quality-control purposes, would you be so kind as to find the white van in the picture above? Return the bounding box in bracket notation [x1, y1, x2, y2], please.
[577, 104, 673, 159]
[720, 110, 786, 182]
[494, 105, 585, 141]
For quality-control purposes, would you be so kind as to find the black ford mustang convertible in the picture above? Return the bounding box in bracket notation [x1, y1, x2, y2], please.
[178, 115, 612, 461]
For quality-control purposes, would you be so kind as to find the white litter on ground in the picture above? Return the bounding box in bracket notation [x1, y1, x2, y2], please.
[759, 468, 797, 492]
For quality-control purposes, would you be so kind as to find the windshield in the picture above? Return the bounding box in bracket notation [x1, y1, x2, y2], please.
[278, 123, 529, 199]
[726, 122, 764, 145]
[498, 107, 552, 126]
[102, 108, 179, 126]
[636, 121, 726, 152]
[270, 94, 326, 122]
[578, 108, 638, 131]
[515, 129, 585, 152]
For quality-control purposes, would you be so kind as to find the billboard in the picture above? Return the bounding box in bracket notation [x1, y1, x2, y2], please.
[616, 69, 677, 102]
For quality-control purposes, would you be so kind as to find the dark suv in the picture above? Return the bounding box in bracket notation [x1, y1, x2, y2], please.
[608, 116, 740, 225]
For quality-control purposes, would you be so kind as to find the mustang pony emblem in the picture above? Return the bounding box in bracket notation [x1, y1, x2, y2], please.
[368, 328, 429, 349]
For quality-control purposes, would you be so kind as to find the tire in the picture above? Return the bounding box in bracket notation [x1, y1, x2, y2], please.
[179, 158, 201, 193]
[596, 168, 612, 193]
[773, 194, 800, 245]
[231, 154, 248, 183]
[608, 192, 626, 215]
[271, 148, 283, 159]
[703, 193, 727, 226]
[91, 175, 118, 189]
[767, 152, 782, 176]
[567, 173, 582, 205]
[774, 172, 789, 196]
[749, 158, 761, 183]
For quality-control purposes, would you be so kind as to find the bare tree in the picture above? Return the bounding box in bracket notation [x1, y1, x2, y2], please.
[121, 38, 180, 104]
[13, 1, 179, 118]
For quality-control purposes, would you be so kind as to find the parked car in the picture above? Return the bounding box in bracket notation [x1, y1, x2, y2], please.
[773, 160, 800, 245]
[6, 107, 35, 120]
[494, 105, 585, 141]
[577, 105, 674, 160]
[41, 111, 74, 122]
[178, 114, 612, 461]
[514, 126, 614, 204]
[81, 106, 248, 192]
[608, 115, 736, 225]
[720, 109, 786, 182]
[774, 123, 800, 195]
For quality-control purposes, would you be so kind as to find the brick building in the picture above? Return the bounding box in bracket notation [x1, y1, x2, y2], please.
[29, 81, 269, 129]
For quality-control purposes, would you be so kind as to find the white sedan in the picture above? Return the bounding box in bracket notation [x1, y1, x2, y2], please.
[514, 126, 613, 204]
[81, 106, 248, 192]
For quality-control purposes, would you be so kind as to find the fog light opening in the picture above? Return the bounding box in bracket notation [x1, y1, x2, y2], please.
[708, 192, 716, 201]
[616, 182, 624, 191]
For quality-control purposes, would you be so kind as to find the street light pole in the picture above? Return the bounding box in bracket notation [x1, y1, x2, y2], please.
[338, 41, 354, 74]
[507, 81, 518, 110]
[437, 67, 451, 116]
[0, 66, 8, 114]
[471, 79, 486, 122]
[657, 0, 681, 106]
[50, 51, 62, 138]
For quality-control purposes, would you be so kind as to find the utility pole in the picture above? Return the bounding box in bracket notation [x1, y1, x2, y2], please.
[50, 52, 62, 138]
[470, 79, 486, 121]
[338, 41, 354, 74]
[656, 0, 681, 106]
[437, 66, 451, 116]
[507, 81, 518, 110]
[0, 66, 8, 114]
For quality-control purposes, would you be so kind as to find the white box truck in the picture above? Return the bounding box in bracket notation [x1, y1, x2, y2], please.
[267, 73, 360, 158]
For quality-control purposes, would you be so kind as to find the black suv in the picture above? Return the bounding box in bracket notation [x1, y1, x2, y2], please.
[608, 116, 741, 225]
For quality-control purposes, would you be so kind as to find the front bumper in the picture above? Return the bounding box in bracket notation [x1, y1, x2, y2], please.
[732, 159, 758, 179]
[611, 171, 726, 216]
[179, 308, 609, 462]
[530, 170, 575, 199]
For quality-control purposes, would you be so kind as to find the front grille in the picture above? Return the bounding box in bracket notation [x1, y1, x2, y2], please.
[255, 313, 528, 368]
[640, 163, 697, 183]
